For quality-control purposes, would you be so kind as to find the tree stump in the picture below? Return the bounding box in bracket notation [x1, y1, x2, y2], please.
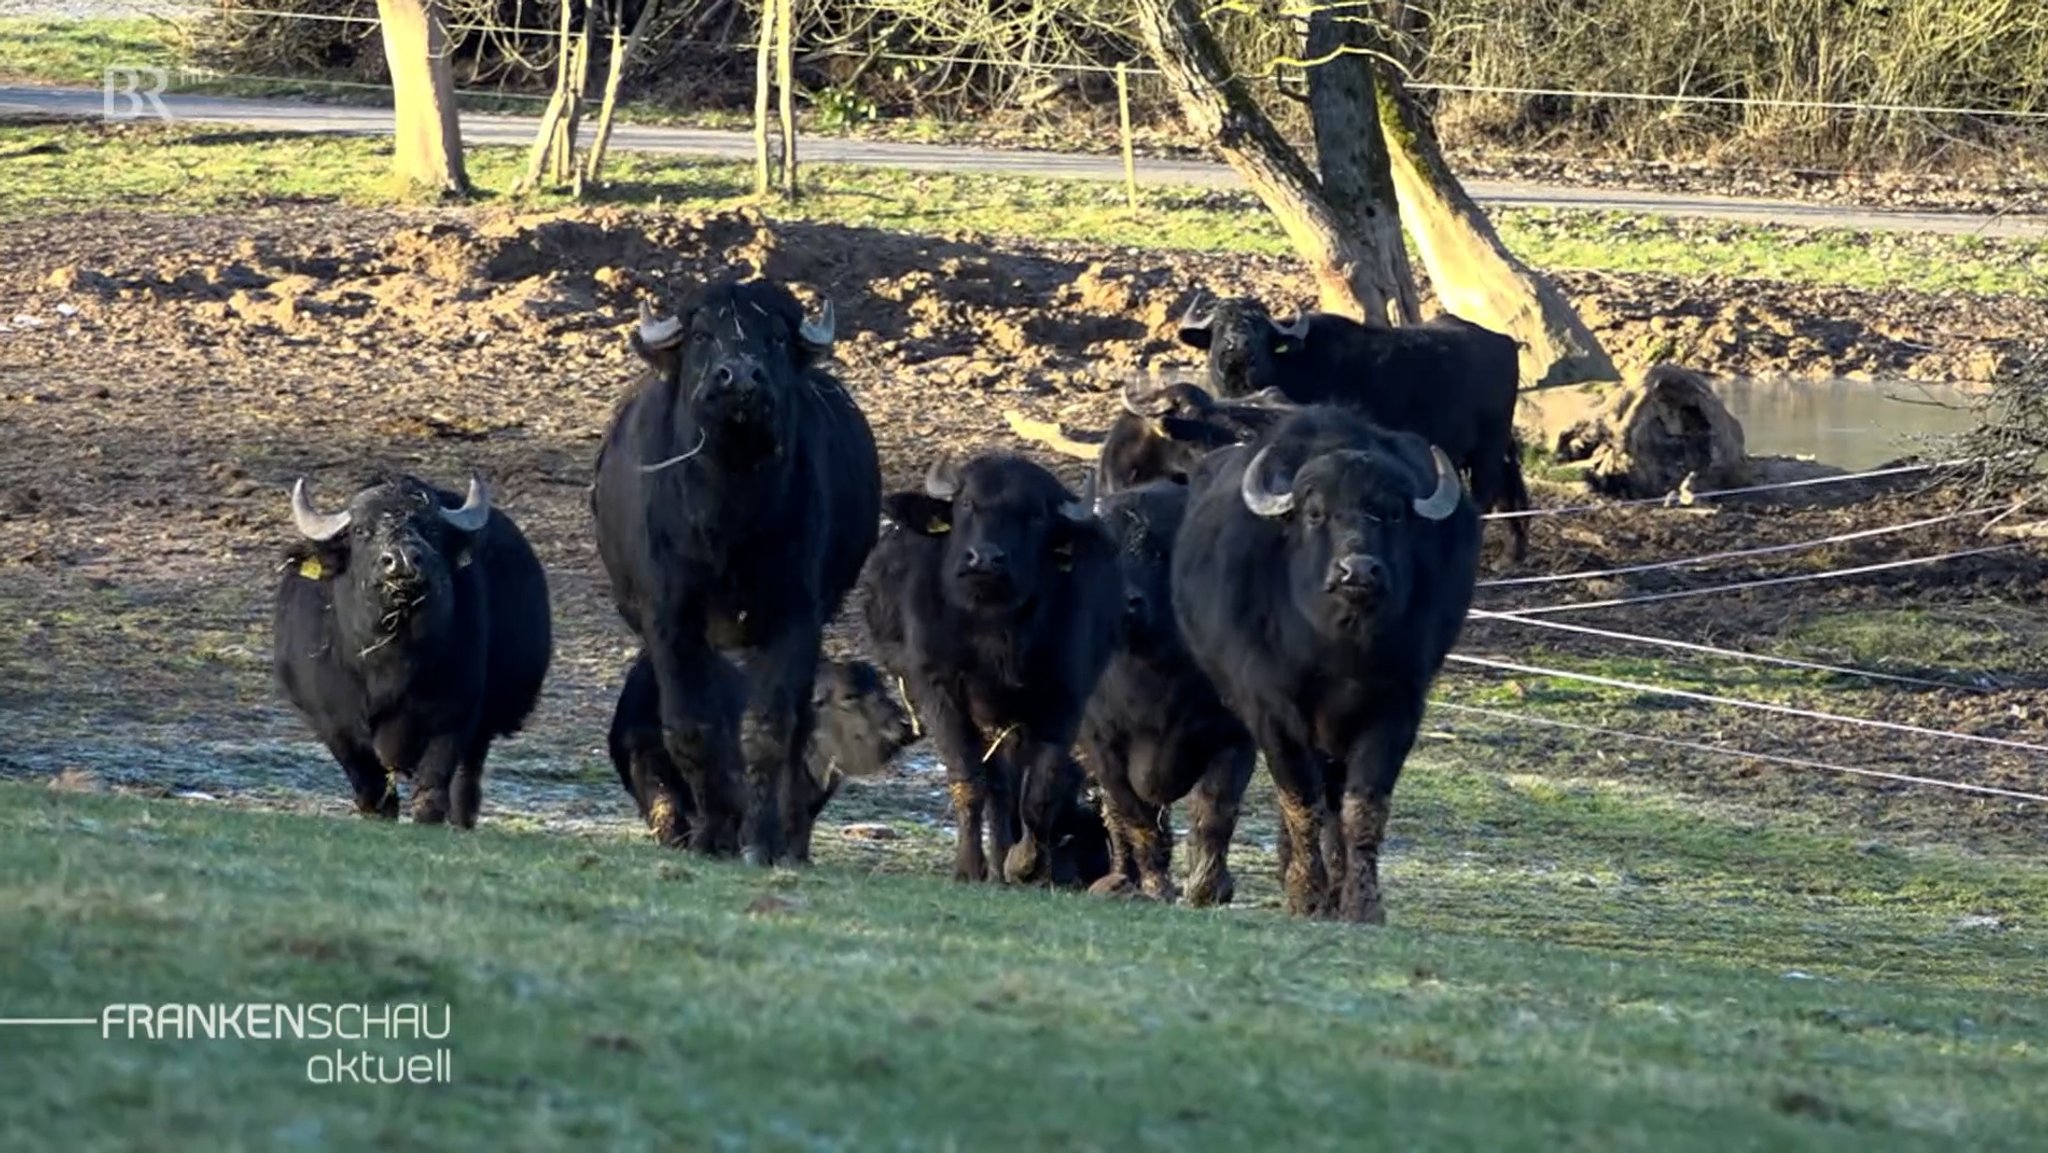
[1554, 364, 1748, 498]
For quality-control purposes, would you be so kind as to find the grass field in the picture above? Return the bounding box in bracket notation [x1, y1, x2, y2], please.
[7, 744, 2045, 1151]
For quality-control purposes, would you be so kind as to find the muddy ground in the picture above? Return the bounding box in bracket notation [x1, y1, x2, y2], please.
[1, 203, 2042, 875]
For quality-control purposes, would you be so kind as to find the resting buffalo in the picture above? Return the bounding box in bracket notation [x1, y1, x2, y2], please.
[1171, 405, 1481, 923]
[1177, 296, 1531, 561]
[1077, 479, 1255, 905]
[273, 473, 552, 826]
[860, 453, 1122, 886]
[1095, 380, 1293, 497]
[608, 651, 917, 852]
[589, 277, 881, 865]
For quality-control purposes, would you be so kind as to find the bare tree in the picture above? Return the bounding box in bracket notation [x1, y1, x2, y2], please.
[1303, 2, 1417, 325]
[1132, 0, 1408, 321]
[1374, 3, 1617, 387]
[375, 0, 468, 196]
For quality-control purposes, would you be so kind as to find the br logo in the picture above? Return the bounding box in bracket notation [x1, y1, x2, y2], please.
[103, 67, 172, 122]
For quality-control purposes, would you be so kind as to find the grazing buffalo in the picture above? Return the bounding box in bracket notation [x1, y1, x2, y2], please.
[607, 652, 917, 854]
[1095, 380, 1293, 497]
[1172, 405, 1481, 923]
[273, 473, 552, 827]
[1177, 296, 1531, 561]
[1077, 480, 1255, 905]
[860, 453, 1122, 886]
[590, 278, 881, 865]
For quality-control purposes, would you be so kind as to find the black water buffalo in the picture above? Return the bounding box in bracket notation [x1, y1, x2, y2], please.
[1095, 380, 1294, 497]
[1172, 405, 1481, 923]
[1077, 480, 1255, 905]
[607, 651, 917, 853]
[273, 473, 552, 827]
[589, 278, 881, 865]
[860, 453, 1122, 886]
[1177, 296, 1531, 561]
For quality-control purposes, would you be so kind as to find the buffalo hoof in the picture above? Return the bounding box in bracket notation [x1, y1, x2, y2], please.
[1087, 874, 1135, 898]
[1002, 841, 1049, 886]
[1184, 867, 1235, 909]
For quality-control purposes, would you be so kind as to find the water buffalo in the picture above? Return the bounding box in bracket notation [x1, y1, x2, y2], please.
[1095, 379, 1294, 497]
[860, 453, 1122, 886]
[607, 652, 917, 853]
[589, 277, 881, 865]
[1077, 480, 1256, 905]
[1172, 405, 1481, 923]
[1176, 296, 1531, 561]
[273, 473, 552, 827]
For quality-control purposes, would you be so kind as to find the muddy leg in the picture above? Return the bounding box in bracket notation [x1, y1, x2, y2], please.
[1339, 717, 1419, 925]
[407, 734, 465, 827]
[1006, 739, 1081, 886]
[1092, 774, 1174, 901]
[1256, 721, 1330, 918]
[329, 738, 398, 819]
[1183, 741, 1254, 908]
[900, 674, 991, 882]
[739, 625, 823, 868]
[650, 618, 747, 856]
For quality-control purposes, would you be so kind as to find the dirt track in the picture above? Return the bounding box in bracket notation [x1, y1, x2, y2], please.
[2, 204, 2042, 856]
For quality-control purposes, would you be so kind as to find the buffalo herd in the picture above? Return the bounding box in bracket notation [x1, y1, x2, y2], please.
[271, 277, 1518, 924]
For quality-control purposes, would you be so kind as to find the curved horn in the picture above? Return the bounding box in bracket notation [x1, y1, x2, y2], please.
[438, 475, 492, 533]
[637, 299, 683, 348]
[1238, 445, 1297, 518]
[923, 458, 960, 500]
[289, 478, 352, 542]
[1411, 445, 1463, 522]
[1268, 312, 1311, 341]
[798, 298, 836, 349]
[1121, 378, 1174, 418]
[1177, 297, 1215, 333]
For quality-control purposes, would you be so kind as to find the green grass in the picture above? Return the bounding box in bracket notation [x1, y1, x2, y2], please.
[2, 119, 2044, 298]
[0, 17, 174, 87]
[6, 755, 2047, 1150]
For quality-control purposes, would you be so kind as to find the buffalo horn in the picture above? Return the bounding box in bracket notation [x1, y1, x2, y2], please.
[1411, 445, 1462, 521]
[798, 298, 836, 349]
[637, 299, 683, 348]
[923, 458, 960, 500]
[1238, 445, 1296, 518]
[289, 478, 352, 541]
[438, 475, 492, 533]
[1176, 297, 1214, 334]
[1267, 312, 1312, 341]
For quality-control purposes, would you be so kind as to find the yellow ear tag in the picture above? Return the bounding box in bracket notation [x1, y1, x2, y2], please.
[298, 557, 325, 580]
[1275, 344, 1292, 355]
[925, 517, 951, 534]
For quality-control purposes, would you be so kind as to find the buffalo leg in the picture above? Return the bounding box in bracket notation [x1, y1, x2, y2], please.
[1080, 737, 1137, 895]
[984, 751, 1021, 885]
[648, 616, 746, 856]
[738, 625, 824, 868]
[449, 735, 490, 830]
[1183, 742, 1254, 908]
[1095, 774, 1174, 902]
[631, 746, 693, 847]
[901, 675, 991, 882]
[408, 734, 467, 827]
[1256, 721, 1331, 918]
[329, 738, 398, 819]
[1007, 739, 1083, 886]
[1338, 715, 1421, 925]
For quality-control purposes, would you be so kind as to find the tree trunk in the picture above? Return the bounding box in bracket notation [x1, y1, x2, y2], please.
[1131, 0, 1401, 321]
[375, 0, 467, 196]
[1304, 5, 1418, 326]
[560, 5, 598, 193]
[776, 0, 797, 200]
[585, 0, 662, 187]
[753, 0, 776, 197]
[1377, 74, 1619, 388]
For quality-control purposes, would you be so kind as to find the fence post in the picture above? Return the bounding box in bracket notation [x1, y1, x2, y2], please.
[1115, 62, 1138, 210]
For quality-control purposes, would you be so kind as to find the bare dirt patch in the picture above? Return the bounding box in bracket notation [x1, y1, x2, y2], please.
[1, 204, 2041, 852]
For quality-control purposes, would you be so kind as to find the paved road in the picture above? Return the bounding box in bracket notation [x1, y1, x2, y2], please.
[4, 83, 2043, 239]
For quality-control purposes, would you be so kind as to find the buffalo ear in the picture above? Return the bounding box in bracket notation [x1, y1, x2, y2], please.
[884, 492, 953, 536]
[284, 540, 348, 583]
[1175, 324, 1213, 352]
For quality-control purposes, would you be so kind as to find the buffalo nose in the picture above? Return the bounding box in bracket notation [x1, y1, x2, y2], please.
[710, 360, 766, 392]
[378, 548, 417, 578]
[1125, 589, 1147, 614]
[960, 545, 1007, 576]
[1327, 554, 1384, 592]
